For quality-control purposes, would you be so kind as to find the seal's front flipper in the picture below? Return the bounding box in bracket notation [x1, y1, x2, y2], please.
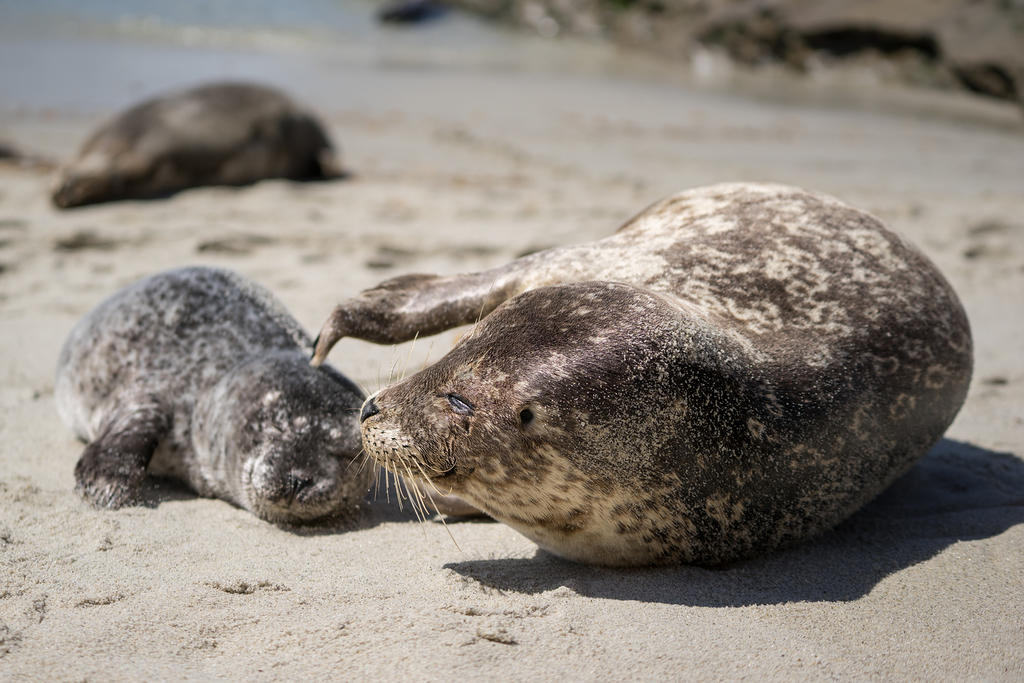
[74, 403, 170, 509]
[312, 272, 521, 365]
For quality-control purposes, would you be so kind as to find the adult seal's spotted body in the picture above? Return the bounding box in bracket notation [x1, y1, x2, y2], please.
[57, 267, 371, 524]
[52, 82, 342, 208]
[312, 183, 973, 566]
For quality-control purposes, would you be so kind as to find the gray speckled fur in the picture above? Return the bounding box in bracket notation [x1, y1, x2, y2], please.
[56, 267, 370, 523]
[315, 182, 973, 566]
[52, 82, 341, 208]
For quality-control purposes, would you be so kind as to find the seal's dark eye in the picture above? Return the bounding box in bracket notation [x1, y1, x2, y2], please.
[519, 408, 534, 426]
[446, 393, 474, 416]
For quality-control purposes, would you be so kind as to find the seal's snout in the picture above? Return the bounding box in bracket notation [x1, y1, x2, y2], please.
[51, 178, 77, 209]
[288, 474, 314, 501]
[360, 398, 380, 423]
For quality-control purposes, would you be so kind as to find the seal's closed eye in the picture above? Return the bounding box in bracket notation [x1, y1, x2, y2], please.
[519, 408, 534, 426]
[446, 393, 474, 415]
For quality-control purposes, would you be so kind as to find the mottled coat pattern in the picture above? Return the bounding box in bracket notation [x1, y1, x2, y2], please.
[56, 267, 370, 523]
[314, 183, 972, 565]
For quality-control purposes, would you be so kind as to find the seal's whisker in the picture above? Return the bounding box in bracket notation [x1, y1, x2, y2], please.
[404, 467, 427, 520]
[416, 475, 434, 523]
[383, 457, 394, 506]
[343, 374, 372, 400]
[397, 331, 420, 383]
[358, 453, 375, 478]
[402, 465, 435, 529]
[465, 276, 500, 342]
[400, 464, 461, 552]
[421, 481, 462, 552]
[477, 279, 497, 324]
[437, 511, 462, 552]
[399, 471, 415, 518]
[406, 475, 426, 522]
[392, 463, 408, 512]
[393, 462, 418, 516]
[372, 463, 384, 502]
[353, 452, 376, 485]
[397, 468, 420, 520]
[410, 459, 449, 499]
[388, 357, 401, 387]
[342, 447, 367, 474]
[353, 376, 372, 397]
[401, 468, 428, 524]
[421, 338, 437, 371]
[357, 448, 374, 472]
[375, 346, 399, 393]
[385, 342, 404, 387]
[412, 468, 444, 517]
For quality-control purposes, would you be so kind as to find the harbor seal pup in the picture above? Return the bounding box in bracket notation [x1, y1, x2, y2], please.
[56, 267, 372, 524]
[52, 82, 342, 208]
[311, 182, 973, 566]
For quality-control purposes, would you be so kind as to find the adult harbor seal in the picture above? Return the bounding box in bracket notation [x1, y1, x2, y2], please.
[52, 82, 342, 208]
[311, 182, 973, 566]
[56, 267, 372, 524]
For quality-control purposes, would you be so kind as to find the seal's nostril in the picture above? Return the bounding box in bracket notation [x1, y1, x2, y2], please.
[360, 398, 380, 423]
[291, 475, 313, 496]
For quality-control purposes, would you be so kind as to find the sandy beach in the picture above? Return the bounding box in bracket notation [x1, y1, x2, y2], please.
[1, 2, 1023, 679]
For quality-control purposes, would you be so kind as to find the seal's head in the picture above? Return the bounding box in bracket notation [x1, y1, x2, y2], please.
[51, 150, 147, 209]
[194, 351, 370, 524]
[359, 282, 715, 564]
[52, 169, 111, 209]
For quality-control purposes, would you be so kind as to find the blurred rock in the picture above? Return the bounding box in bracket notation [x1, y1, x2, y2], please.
[0, 140, 55, 170]
[444, 0, 1024, 108]
[700, 0, 1023, 105]
[377, 0, 449, 24]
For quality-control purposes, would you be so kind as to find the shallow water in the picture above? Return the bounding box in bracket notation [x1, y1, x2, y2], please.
[1, 0, 1021, 203]
[0, 0, 667, 112]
